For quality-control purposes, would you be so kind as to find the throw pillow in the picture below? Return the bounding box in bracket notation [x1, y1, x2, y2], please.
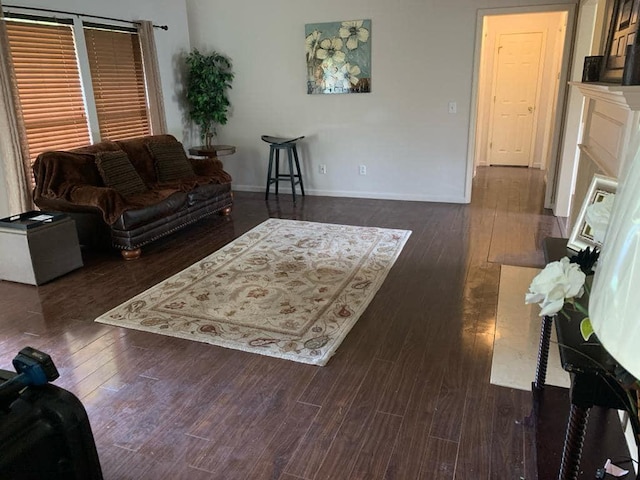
[147, 141, 195, 182]
[95, 151, 148, 196]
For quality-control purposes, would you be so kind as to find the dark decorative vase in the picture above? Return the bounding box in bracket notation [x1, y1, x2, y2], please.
[582, 55, 603, 83]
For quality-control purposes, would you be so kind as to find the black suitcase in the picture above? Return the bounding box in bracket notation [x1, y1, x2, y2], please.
[0, 349, 103, 480]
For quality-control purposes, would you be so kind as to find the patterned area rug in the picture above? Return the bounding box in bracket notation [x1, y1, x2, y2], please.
[96, 219, 411, 365]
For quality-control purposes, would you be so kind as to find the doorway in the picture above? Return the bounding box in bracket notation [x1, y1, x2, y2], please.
[466, 5, 577, 206]
[477, 11, 569, 170]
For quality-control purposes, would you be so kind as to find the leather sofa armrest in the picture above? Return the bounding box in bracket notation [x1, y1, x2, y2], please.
[189, 157, 224, 177]
[189, 158, 232, 184]
[34, 185, 129, 225]
[66, 185, 131, 225]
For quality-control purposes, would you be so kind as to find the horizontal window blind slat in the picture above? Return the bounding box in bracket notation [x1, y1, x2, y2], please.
[94, 97, 147, 105]
[22, 112, 90, 122]
[11, 59, 81, 66]
[10, 51, 77, 57]
[15, 91, 87, 99]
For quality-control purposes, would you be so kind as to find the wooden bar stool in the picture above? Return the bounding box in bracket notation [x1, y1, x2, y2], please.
[261, 135, 305, 202]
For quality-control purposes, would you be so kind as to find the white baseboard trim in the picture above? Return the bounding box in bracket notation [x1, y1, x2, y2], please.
[232, 185, 467, 204]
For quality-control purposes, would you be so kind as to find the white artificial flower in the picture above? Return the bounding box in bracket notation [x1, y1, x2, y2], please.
[585, 193, 615, 244]
[525, 257, 586, 316]
[339, 20, 370, 50]
[316, 37, 346, 64]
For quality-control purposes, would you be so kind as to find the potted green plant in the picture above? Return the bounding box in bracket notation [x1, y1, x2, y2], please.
[185, 49, 234, 146]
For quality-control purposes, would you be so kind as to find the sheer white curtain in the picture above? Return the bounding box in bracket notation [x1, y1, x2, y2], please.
[138, 20, 167, 135]
[0, 1, 31, 214]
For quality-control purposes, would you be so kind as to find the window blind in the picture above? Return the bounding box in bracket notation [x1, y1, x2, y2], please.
[84, 27, 150, 140]
[4, 19, 91, 164]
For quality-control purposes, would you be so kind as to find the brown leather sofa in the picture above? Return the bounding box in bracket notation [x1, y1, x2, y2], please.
[32, 134, 233, 259]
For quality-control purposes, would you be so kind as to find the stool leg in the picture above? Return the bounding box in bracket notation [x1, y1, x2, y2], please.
[275, 149, 280, 196]
[287, 147, 296, 203]
[265, 146, 275, 200]
[292, 145, 305, 196]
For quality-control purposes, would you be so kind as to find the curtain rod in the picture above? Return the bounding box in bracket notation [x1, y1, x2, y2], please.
[2, 5, 168, 30]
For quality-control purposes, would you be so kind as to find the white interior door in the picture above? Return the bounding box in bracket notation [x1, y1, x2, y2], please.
[488, 32, 544, 166]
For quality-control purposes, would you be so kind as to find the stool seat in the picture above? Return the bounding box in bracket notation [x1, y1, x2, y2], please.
[262, 135, 305, 202]
[261, 135, 304, 145]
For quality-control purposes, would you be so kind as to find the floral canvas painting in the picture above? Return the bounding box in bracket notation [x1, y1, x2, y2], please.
[305, 19, 371, 95]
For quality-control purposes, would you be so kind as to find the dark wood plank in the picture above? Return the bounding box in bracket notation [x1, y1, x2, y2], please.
[489, 387, 526, 478]
[349, 412, 403, 479]
[283, 334, 392, 477]
[383, 357, 446, 479]
[418, 437, 458, 480]
[187, 359, 316, 478]
[248, 402, 320, 480]
[313, 359, 395, 479]
[452, 284, 500, 479]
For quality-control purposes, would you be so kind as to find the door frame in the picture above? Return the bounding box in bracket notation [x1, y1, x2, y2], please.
[486, 30, 546, 167]
[465, 3, 578, 203]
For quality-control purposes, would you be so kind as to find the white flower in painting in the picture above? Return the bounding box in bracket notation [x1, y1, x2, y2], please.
[316, 37, 346, 64]
[585, 193, 615, 244]
[322, 63, 339, 91]
[305, 30, 322, 61]
[525, 257, 585, 316]
[336, 63, 361, 89]
[339, 20, 370, 50]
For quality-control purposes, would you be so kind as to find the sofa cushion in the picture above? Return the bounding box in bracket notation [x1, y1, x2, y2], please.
[95, 151, 148, 196]
[147, 141, 195, 182]
[115, 135, 177, 185]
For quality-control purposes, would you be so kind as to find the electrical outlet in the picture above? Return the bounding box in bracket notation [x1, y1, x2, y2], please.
[359, 165, 367, 175]
[448, 101, 457, 114]
[319, 164, 327, 174]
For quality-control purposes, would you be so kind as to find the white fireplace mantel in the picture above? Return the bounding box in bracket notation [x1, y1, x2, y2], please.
[570, 82, 640, 111]
[569, 82, 640, 181]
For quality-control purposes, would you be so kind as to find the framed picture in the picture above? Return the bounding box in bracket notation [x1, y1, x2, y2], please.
[601, 0, 640, 83]
[568, 174, 618, 253]
[305, 20, 371, 95]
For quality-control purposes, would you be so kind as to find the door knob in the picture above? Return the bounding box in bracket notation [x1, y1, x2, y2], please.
[528, 106, 534, 113]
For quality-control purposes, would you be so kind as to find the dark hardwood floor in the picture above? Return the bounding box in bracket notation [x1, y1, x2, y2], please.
[0, 166, 564, 479]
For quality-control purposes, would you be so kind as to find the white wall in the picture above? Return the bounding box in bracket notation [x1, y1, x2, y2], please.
[186, 0, 578, 203]
[0, 0, 191, 218]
